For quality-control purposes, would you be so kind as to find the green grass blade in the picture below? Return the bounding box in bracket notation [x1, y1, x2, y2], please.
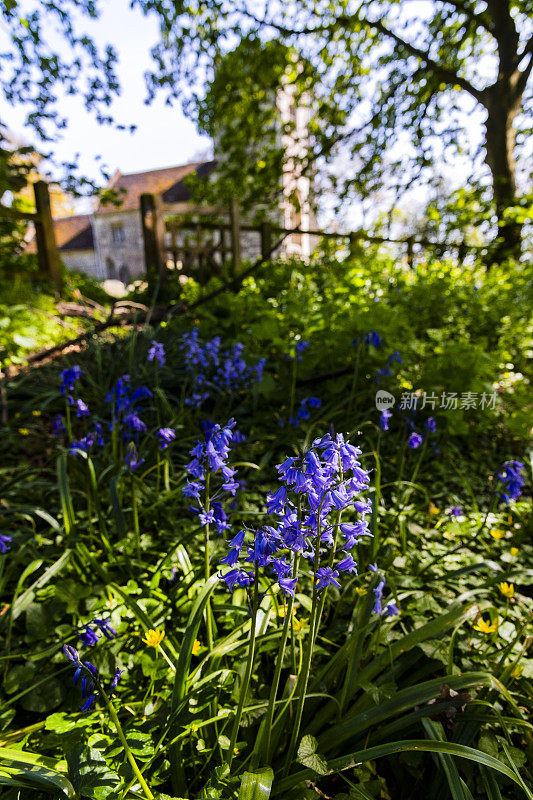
[422, 718, 469, 800]
[274, 739, 533, 797]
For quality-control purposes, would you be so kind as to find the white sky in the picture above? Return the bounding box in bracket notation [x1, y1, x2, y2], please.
[0, 0, 210, 186]
[2, 0, 527, 228]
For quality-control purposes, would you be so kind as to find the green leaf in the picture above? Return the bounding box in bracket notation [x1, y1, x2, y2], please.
[297, 735, 328, 776]
[0, 747, 74, 799]
[239, 768, 274, 800]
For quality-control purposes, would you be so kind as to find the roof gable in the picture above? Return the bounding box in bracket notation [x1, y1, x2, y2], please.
[95, 161, 215, 213]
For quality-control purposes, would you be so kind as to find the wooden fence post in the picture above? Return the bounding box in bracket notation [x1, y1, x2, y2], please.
[33, 180, 62, 294]
[229, 197, 242, 276]
[140, 193, 167, 283]
[260, 220, 272, 260]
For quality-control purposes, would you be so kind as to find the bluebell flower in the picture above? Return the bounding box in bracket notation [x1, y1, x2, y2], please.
[92, 618, 118, 640]
[219, 568, 255, 591]
[279, 576, 297, 596]
[75, 399, 89, 418]
[199, 510, 216, 527]
[295, 340, 310, 360]
[158, 427, 175, 449]
[0, 534, 12, 553]
[63, 644, 121, 713]
[497, 460, 525, 503]
[106, 375, 131, 415]
[124, 413, 146, 433]
[52, 414, 66, 435]
[385, 602, 400, 617]
[425, 417, 437, 433]
[60, 365, 83, 394]
[365, 331, 381, 347]
[373, 578, 385, 614]
[446, 505, 462, 517]
[131, 386, 153, 402]
[408, 432, 423, 449]
[79, 625, 100, 646]
[148, 341, 165, 368]
[291, 396, 321, 427]
[316, 567, 341, 590]
[337, 554, 358, 573]
[125, 444, 144, 472]
[380, 409, 392, 431]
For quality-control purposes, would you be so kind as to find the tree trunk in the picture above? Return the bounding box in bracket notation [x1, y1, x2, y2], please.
[483, 91, 522, 264]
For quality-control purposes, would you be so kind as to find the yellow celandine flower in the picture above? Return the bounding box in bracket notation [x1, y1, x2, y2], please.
[355, 586, 367, 596]
[142, 628, 165, 648]
[18, 428, 30, 435]
[428, 502, 440, 515]
[511, 664, 523, 679]
[498, 582, 515, 598]
[510, 547, 519, 556]
[32, 410, 41, 417]
[490, 529, 504, 540]
[292, 616, 308, 633]
[192, 639, 202, 655]
[473, 617, 498, 634]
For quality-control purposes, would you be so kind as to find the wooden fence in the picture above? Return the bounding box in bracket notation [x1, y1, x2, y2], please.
[0, 180, 62, 293]
[139, 192, 485, 283]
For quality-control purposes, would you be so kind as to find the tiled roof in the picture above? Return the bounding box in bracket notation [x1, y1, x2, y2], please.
[95, 161, 215, 213]
[25, 214, 94, 253]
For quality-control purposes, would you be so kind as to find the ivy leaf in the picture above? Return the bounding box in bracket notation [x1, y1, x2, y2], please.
[297, 735, 328, 776]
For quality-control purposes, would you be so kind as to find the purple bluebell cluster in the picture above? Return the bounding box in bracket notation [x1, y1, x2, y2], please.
[218, 432, 375, 598]
[290, 396, 321, 427]
[181, 328, 265, 407]
[183, 419, 238, 533]
[148, 340, 165, 368]
[70, 423, 104, 455]
[63, 645, 121, 713]
[0, 534, 12, 553]
[376, 351, 403, 385]
[408, 432, 423, 449]
[78, 617, 118, 647]
[59, 365, 83, 394]
[365, 331, 381, 348]
[497, 460, 525, 503]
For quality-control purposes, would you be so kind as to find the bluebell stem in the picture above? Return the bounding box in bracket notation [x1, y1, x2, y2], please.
[62, 645, 153, 799]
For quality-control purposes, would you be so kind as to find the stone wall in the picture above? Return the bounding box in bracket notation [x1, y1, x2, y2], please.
[60, 249, 99, 277]
[91, 209, 145, 281]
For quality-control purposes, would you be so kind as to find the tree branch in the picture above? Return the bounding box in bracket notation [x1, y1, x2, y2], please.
[435, 0, 493, 32]
[512, 35, 533, 101]
[356, 13, 485, 103]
